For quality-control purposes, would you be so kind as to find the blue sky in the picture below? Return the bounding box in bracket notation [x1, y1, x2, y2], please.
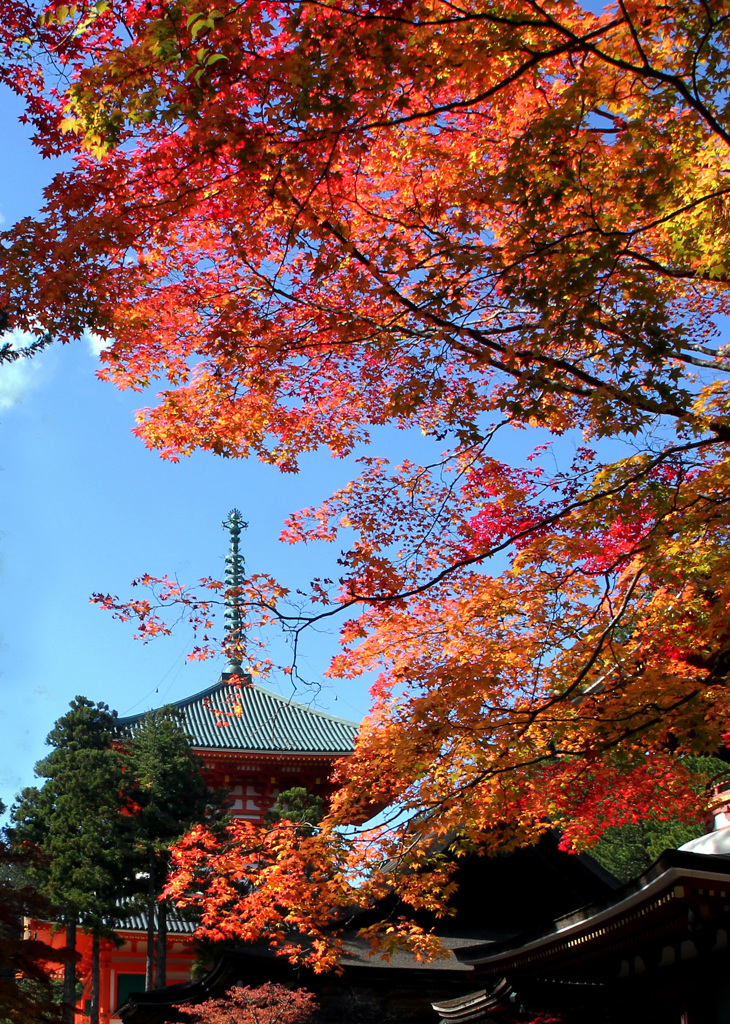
[0, 85, 390, 807]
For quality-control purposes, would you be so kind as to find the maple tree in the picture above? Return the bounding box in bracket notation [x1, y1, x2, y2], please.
[174, 983, 317, 1024]
[4, 0, 730, 961]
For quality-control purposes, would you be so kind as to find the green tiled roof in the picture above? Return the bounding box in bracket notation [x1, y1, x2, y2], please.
[117, 677, 359, 755]
[114, 905, 199, 936]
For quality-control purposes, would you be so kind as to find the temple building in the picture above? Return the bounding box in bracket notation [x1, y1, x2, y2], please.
[116, 831, 621, 1023]
[33, 509, 730, 1024]
[432, 776, 730, 1024]
[119, 806, 730, 1024]
[33, 675, 359, 1023]
[116, 678, 358, 1020]
[32, 510, 359, 1023]
[117, 674, 359, 826]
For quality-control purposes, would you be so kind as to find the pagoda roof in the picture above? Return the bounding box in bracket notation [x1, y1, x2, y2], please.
[116, 676, 359, 756]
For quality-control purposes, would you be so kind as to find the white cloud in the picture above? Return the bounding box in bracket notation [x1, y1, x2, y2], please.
[85, 330, 112, 357]
[0, 330, 45, 410]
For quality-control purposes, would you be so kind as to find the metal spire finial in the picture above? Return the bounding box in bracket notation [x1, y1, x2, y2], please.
[222, 509, 248, 675]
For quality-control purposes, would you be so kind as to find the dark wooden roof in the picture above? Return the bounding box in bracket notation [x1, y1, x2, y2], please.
[349, 830, 620, 943]
[453, 848, 730, 976]
[432, 849, 730, 1023]
[117, 939, 475, 1024]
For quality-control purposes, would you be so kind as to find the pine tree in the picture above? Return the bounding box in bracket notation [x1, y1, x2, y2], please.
[10, 698, 131, 1024]
[0, 800, 65, 1024]
[592, 756, 729, 882]
[122, 707, 222, 990]
[264, 789, 325, 831]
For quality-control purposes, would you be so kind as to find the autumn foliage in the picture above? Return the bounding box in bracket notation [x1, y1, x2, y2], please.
[4, 0, 730, 961]
[174, 983, 317, 1024]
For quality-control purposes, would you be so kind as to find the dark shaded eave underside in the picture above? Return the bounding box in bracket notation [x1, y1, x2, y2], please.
[455, 849, 730, 974]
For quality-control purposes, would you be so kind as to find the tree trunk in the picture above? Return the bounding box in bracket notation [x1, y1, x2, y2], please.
[90, 928, 100, 1024]
[146, 851, 156, 991]
[61, 918, 77, 1024]
[155, 898, 167, 989]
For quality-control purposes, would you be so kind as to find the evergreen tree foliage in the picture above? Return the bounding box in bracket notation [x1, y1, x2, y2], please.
[591, 757, 729, 882]
[123, 707, 212, 850]
[10, 698, 131, 1024]
[264, 788, 325, 830]
[592, 820, 706, 884]
[0, 800, 65, 1024]
[8, 700, 226, 1014]
[121, 707, 223, 990]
